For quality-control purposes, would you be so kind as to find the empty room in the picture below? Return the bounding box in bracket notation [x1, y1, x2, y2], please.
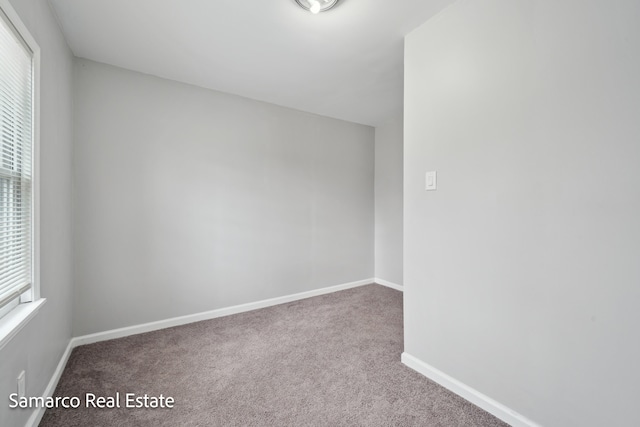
[1, 0, 639, 426]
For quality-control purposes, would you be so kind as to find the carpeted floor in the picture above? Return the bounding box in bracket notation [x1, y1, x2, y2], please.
[40, 284, 507, 426]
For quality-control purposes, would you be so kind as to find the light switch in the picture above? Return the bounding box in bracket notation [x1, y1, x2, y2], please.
[425, 171, 437, 191]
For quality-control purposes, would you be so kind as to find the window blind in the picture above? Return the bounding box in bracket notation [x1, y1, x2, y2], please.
[0, 10, 33, 309]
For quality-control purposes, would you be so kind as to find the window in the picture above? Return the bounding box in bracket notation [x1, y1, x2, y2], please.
[0, 0, 41, 335]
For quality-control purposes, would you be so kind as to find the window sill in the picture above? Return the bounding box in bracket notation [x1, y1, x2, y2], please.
[0, 299, 47, 351]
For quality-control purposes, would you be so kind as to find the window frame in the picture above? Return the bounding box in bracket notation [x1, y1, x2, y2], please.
[0, 0, 44, 351]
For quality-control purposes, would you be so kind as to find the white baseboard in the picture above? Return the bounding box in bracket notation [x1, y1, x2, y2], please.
[374, 278, 403, 292]
[25, 340, 74, 427]
[73, 278, 375, 347]
[401, 353, 540, 427]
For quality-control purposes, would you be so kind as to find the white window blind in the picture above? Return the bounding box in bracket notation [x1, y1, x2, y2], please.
[0, 9, 33, 309]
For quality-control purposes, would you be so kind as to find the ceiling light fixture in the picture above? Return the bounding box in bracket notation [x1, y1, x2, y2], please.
[294, 0, 339, 14]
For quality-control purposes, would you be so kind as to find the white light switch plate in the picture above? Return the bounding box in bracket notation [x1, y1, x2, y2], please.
[425, 171, 437, 191]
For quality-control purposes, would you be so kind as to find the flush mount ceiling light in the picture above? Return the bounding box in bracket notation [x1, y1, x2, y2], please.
[294, 0, 339, 14]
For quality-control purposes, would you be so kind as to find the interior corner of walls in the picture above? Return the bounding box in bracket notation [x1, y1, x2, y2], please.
[374, 278, 403, 292]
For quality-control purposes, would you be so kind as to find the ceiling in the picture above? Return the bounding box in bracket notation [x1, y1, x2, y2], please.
[48, 0, 455, 127]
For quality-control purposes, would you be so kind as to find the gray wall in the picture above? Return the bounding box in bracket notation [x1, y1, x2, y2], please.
[73, 59, 375, 336]
[0, 0, 74, 426]
[404, 0, 640, 426]
[374, 115, 403, 285]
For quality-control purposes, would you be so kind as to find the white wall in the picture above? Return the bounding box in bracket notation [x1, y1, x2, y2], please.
[374, 115, 403, 285]
[0, 0, 74, 426]
[404, 0, 640, 426]
[73, 59, 375, 336]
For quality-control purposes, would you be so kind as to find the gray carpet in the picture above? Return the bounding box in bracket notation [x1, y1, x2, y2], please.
[40, 284, 507, 426]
